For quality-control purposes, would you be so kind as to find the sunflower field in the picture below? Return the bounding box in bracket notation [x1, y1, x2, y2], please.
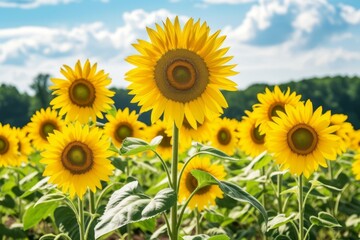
[1, 17, 360, 240]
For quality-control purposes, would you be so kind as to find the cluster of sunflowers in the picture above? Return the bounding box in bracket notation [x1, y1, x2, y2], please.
[1, 16, 360, 240]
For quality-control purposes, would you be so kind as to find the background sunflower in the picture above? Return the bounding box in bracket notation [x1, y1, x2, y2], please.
[0, 123, 18, 167]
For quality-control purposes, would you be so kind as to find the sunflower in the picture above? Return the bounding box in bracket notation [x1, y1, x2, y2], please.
[41, 122, 114, 199]
[13, 127, 32, 165]
[238, 111, 266, 158]
[253, 86, 301, 134]
[352, 154, 360, 180]
[178, 156, 225, 211]
[0, 124, 18, 167]
[50, 60, 115, 124]
[266, 100, 340, 178]
[104, 108, 146, 148]
[179, 117, 214, 149]
[125, 17, 237, 129]
[28, 107, 65, 151]
[330, 114, 353, 155]
[350, 129, 360, 151]
[210, 118, 239, 156]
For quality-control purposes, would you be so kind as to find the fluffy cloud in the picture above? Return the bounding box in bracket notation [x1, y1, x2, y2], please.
[0, 0, 75, 8]
[339, 3, 360, 24]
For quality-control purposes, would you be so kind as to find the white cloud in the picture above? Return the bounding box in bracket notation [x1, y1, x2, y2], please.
[339, 3, 360, 24]
[292, 9, 320, 33]
[0, 0, 76, 9]
[203, 0, 255, 4]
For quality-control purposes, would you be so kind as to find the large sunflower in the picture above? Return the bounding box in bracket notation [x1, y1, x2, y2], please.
[179, 156, 225, 211]
[13, 127, 32, 165]
[253, 86, 301, 134]
[330, 114, 353, 155]
[50, 60, 115, 124]
[238, 111, 266, 158]
[352, 154, 360, 180]
[41, 122, 114, 199]
[0, 124, 18, 167]
[126, 17, 237, 128]
[210, 118, 239, 156]
[266, 100, 339, 178]
[104, 108, 146, 148]
[28, 107, 65, 151]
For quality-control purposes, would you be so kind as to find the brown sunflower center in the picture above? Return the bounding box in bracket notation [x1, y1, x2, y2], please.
[269, 103, 285, 119]
[217, 128, 231, 145]
[185, 168, 211, 195]
[115, 123, 133, 143]
[61, 141, 94, 174]
[157, 129, 172, 148]
[40, 121, 57, 140]
[287, 124, 318, 155]
[251, 125, 265, 144]
[69, 79, 96, 107]
[154, 49, 209, 103]
[0, 136, 9, 154]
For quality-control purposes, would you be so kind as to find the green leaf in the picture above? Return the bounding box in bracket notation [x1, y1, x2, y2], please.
[274, 235, 292, 240]
[267, 213, 296, 231]
[253, 155, 273, 170]
[0, 194, 16, 209]
[193, 143, 239, 161]
[111, 157, 127, 172]
[23, 201, 58, 230]
[310, 212, 341, 228]
[120, 137, 160, 156]
[35, 193, 66, 207]
[21, 177, 55, 198]
[95, 181, 176, 239]
[191, 169, 217, 188]
[190, 170, 267, 224]
[182, 234, 230, 240]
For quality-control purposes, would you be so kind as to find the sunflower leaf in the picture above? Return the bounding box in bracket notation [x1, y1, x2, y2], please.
[189, 170, 267, 224]
[120, 137, 157, 156]
[34, 193, 66, 207]
[23, 201, 58, 230]
[95, 181, 176, 239]
[193, 142, 239, 161]
[310, 211, 341, 228]
[267, 213, 296, 231]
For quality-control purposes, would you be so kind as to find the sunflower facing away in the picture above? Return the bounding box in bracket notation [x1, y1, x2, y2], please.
[238, 110, 266, 158]
[28, 107, 65, 151]
[352, 154, 360, 180]
[126, 17, 237, 129]
[41, 122, 114, 199]
[253, 86, 301, 134]
[50, 60, 115, 124]
[13, 127, 32, 166]
[210, 118, 239, 156]
[179, 156, 225, 211]
[104, 108, 146, 148]
[266, 100, 340, 178]
[0, 123, 18, 167]
[330, 114, 353, 155]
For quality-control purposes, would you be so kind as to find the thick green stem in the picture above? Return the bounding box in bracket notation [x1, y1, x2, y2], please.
[277, 174, 283, 213]
[298, 175, 304, 240]
[78, 198, 85, 240]
[195, 208, 201, 235]
[171, 124, 179, 240]
[89, 191, 96, 214]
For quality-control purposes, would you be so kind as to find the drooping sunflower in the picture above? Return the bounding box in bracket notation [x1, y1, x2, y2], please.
[352, 154, 360, 180]
[210, 118, 239, 156]
[50, 60, 115, 124]
[126, 17, 237, 129]
[41, 122, 114, 199]
[104, 108, 146, 148]
[178, 156, 225, 211]
[266, 100, 340, 178]
[330, 114, 353, 155]
[179, 117, 214, 149]
[0, 123, 18, 167]
[28, 107, 65, 151]
[13, 127, 32, 165]
[238, 111, 266, 158]
[253, 86, 301, 134]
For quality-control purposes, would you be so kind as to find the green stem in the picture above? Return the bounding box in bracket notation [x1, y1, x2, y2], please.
[327, 160, 335, 216]
[298, 174, 304, 240]
[125, 158, 132, 240]
[17, 172, 22, 220]
[154, 151, 173, 189]
[195, 208, 201, 235]
[171, 124, 179, 240]
[89, 191, 96, 214]
[304, 223, 315, 240]
[277, 174, 283, 213]
[177, 187, 200, 231]
[163, 213, 172, 237]
[127, 224, 132, 240]
[261, 167, 266, 209]
[78, 198, 85, 240]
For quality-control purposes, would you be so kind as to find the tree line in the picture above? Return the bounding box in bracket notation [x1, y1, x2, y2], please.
[1, 75, 359, 129]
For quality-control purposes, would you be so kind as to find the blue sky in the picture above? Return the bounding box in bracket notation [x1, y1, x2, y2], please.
[1, 0, 360, 93]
